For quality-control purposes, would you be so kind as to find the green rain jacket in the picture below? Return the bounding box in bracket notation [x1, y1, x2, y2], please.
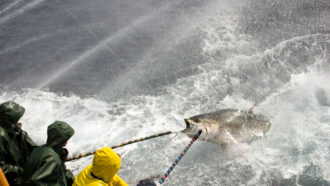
[23, 121, 75, 186]
[0, 101, 37, 186]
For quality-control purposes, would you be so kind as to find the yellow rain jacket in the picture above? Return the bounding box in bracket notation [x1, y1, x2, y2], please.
[73, 147, 128, 186]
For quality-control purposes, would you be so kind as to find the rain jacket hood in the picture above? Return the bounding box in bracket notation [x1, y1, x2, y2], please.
[72, 147, 127, 186]
[92, 147, 121, 183]
[46, 121, 74, 148]
[0, 101, 25, 129]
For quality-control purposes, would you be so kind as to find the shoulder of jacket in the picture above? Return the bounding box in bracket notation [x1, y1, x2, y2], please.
[85, 183, 107, 186]
[20, 130, 37, 145]
[20, 129, 28, 136]
[20, 129, 33, 138]
[109, 174, 128, 186]
[74, 166, 108, 186]
[32, 146, 61, 160]
[89, 181, 107, 186]
[76, 180, 107, 186]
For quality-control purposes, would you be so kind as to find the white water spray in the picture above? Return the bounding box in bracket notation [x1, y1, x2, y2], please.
[0, 0, 45, 26]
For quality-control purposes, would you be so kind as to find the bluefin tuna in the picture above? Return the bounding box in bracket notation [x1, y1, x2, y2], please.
[181, 105, 271, 151]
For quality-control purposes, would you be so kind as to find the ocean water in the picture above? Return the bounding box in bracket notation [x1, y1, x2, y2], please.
[0, 0, 329, 185]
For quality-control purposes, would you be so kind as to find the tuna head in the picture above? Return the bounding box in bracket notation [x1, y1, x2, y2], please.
[181, 118, 200, 138]
[181, 117, 218, 140]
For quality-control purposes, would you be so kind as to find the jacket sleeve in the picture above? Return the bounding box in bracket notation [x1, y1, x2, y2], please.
[110, 174, 129, 186]
[0, 135, 23, 177]
[0, 161, 23, 177]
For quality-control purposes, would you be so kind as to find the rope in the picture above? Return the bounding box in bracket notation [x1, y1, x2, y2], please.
[66, 131, 172, 161]
[159, 130, 202, 184]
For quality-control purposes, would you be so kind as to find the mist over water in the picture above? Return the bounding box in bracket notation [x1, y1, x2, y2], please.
[0, 0, 329, 185]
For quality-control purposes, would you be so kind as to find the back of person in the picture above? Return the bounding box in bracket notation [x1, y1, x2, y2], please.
[23, 145, 66, 185]
[23, 121, 75, 186]
[73, 147, 128, 186]
[0, 101, 37, 186]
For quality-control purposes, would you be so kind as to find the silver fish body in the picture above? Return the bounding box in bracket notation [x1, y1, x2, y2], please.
[181, 109, 271, 151]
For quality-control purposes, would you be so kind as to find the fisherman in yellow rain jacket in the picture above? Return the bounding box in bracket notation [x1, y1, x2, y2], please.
[73, 147, 128, 186]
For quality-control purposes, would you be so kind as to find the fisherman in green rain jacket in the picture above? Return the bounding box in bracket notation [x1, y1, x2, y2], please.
[23, 121, 75, 186]
[0, 101, 38, 186]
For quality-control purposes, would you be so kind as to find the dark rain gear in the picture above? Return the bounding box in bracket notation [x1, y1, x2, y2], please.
[0, 101, 37, 186]
[23, 121, 75, 186]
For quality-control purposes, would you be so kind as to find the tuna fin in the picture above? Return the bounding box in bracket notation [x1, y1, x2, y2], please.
[220, 143, 228, 152]
[248, 103, 256, 114]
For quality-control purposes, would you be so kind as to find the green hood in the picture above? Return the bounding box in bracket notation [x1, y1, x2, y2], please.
[0, 101, 25, 129]
[46, 121, 75, 148]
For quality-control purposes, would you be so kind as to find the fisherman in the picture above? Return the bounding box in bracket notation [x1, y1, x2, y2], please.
[22, 121, 75, 186]
[0, 101, 37, 186]
[73, 146, 128, 186]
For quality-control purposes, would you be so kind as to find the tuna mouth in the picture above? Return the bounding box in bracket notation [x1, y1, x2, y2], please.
[184, 119, 191, 128]
[182, 119, 192, 133]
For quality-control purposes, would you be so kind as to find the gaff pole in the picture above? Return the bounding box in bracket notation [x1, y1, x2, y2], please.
[159, 130, 202, 184]
[66, 131, 172, 161]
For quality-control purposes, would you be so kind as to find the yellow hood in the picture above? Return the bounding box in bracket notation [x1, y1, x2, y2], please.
[91, 147, 121, 183]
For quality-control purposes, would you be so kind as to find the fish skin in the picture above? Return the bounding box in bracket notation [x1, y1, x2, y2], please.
[181, 108, 271, 151]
